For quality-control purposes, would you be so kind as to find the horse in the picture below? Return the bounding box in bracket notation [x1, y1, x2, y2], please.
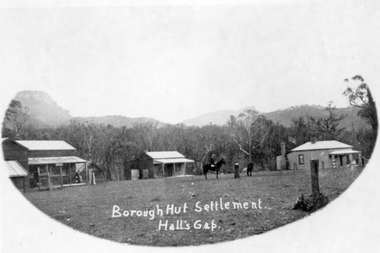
[247, 162, 253, 176]
[203, 158, 226, 180]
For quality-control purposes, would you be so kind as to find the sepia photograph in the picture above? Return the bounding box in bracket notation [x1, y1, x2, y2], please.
[1, 0, 380, 252]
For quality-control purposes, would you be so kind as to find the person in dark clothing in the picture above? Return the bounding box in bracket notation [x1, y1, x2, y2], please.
[75, 171, 82, 183]
[234, 161, 240, 178]
[210, 154, 216, 168]
[247, 162, 253, 176]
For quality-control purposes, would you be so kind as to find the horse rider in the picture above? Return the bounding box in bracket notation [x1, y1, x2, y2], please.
[210, 154, 216, 168]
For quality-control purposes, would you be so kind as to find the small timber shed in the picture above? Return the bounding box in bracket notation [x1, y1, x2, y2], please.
[76, 161, 105, 183]
[2, 138, 87, 191]
[287, 140, 362, 170]
[126, 151, 195, 180]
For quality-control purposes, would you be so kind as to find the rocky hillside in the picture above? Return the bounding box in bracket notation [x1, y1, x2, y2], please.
[9, 91, 164, 128]
[14, 90, 71, 126]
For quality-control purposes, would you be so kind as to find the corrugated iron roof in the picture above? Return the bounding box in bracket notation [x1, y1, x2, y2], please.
[154, 158, 195, 164]
[291, 140, 353, 152]
[146, 151, 185, 159]
[28, 156, 86, 165]
[6, 161, 28, 177]
[15, 140, 76, 151]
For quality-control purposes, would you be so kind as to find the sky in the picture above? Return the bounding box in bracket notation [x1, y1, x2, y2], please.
[1, 1, 380, 124]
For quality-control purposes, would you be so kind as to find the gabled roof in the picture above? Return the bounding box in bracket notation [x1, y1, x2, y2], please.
[291, 140, 353, 152]
[76, 161, 104, 172]
[146, 151, 195, 164]
[146, 151, 185, 159]
[6, 161, 28, 177]
[15, 140, 76, 151]
[154, 158, 195, 164]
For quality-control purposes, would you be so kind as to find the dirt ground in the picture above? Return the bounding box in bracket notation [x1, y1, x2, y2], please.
[24, 167, 363, 246]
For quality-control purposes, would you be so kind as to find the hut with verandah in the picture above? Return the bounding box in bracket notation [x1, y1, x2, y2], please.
[287, 140, 362, 170]
[2, 138, 88, 191]
[125, 151, 195, 180]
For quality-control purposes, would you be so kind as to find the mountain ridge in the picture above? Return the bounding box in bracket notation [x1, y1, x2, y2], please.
[8, 90, 368, 131]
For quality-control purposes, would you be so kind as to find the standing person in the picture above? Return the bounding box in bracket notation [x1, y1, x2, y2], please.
[234, 161, 240, 178]
[247, 162, 253, 176]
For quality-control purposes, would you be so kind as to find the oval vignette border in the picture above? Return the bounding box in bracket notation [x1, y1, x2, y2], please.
[1, 1, 380, 252]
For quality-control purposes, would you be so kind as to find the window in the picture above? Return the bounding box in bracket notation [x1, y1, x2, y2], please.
[298, 154, 305, 165]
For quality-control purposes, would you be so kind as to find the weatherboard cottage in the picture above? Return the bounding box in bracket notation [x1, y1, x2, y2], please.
[287, 140, 362, 170]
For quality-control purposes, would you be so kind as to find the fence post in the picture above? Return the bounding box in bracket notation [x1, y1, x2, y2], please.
[310, 160, 320, 197]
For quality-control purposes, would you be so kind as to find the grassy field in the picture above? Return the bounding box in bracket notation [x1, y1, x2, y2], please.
[24, 167, 363, 247]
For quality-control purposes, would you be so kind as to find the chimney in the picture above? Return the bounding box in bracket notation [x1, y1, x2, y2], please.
[311, 137, 317, 144]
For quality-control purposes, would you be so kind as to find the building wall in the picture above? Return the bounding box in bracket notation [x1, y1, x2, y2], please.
[10, 177, 26, 192]
[288, 149, 331, 170]
[153, 163, 187, 178]
[288, 148, 359, 170]
[2, 139, 28, 160]
[2, 140, 30, 191]
[128, 154, 154, 179]
[173, 163, 186, 177]
[27, 149, 76, 158]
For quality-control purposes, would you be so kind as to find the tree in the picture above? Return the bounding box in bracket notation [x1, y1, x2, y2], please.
[2, 100, 32, 139]
[132, 122, 158, 151]
[343, 75, 378, 132]
[343, 75, 378, 158]
[229, 110, 270, 163]
[290, 102, 347, 143]
[320, 102, 347, 140]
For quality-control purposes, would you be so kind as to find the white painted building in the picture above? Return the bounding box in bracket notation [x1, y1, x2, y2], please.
[287, 140, 362, 170]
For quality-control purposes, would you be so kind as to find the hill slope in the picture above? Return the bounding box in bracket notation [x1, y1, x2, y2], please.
[10, 91, 165, 128]
[182, 106, 257, 126]
[8, 91, 369, 131]
[264, 105, 368, 130]
[181, 104, 368, 131]
[74, 115, 165, 128]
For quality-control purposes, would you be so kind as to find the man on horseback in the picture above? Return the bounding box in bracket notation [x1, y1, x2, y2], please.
[204, 154, 226, 180]
[210, 154, 216, 168]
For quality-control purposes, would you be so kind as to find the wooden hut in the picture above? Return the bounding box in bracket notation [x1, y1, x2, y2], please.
[125, 151, 195, 180]
[2, 138, 87, 191]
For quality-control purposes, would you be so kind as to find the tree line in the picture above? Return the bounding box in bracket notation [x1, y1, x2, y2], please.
[2, 75, 377, 180]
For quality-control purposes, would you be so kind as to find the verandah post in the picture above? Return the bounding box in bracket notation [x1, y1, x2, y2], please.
[37, 167, 41, 191]
[85, 162, 88, 184]
[47, 165, 52, 191]
[59, 165, 63, 188]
